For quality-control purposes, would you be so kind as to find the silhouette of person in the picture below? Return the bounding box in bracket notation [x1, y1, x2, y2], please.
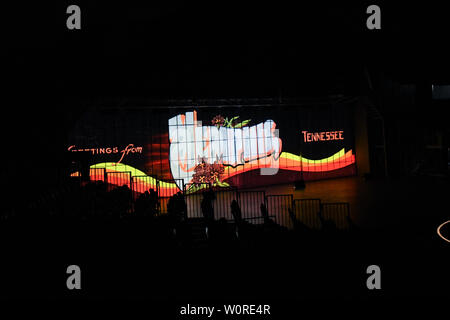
[230, 200, 243, 225]
[201, 190, 215, 238]
[260, 203, 272, 225]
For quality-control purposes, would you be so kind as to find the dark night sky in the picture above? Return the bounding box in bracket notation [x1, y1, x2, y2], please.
[53, 1, 449, 96]
[1, 2, 449, 302]
[5, 2, 450, 98]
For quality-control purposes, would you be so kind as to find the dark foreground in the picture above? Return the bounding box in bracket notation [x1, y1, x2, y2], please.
[0, 176, 449, 318]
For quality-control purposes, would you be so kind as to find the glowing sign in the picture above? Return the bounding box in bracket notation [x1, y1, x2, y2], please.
[168, 111, 282, 189]
[68, 144, 143, 163]
[302, 130, 344, 142]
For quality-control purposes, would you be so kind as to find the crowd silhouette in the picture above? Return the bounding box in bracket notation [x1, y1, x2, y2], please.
[0, 179, 359, 250]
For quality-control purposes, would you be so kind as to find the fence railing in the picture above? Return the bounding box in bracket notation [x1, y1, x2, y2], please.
[321, 202, 350, 230]
[158, 178, 184, 198]
[159, 197, 170, 214]
[106, 171, 131, 191]
[71, 172, 351, 230]
[266, 194, 293, 228]
[185, 192, 204, 218]
[131, 175, 159, 201]
[89, 168, 106, 182]
[238, 191, 266, 223]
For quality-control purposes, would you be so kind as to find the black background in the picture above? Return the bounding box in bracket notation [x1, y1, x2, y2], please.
[2, 0, 450, 315]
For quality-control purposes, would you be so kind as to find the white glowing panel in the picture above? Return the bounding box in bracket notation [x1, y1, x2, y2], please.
[168, 111, 281, 189]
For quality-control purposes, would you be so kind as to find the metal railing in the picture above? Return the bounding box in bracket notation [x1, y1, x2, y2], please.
[266, 194, 293, 228]
[89, 168, 106, 182]
[131, 175, 159, 201]
[238, 191, 266, 224]
[293, 199, 322, 229]
[69, 172, 352, 231]
[106, 171, 131, 191]
[213, 189, 238, 221]
[321, 202, 350, 230]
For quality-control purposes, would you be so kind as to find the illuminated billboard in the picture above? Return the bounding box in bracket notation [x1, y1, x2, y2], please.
[69, 104, 356, 195]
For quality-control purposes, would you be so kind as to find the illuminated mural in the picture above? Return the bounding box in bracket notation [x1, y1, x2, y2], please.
[69, 104, 357, 195]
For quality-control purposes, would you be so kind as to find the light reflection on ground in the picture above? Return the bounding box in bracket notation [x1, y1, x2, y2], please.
[437, 220, 450, 243]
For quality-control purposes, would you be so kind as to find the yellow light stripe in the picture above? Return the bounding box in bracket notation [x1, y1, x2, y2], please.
[280, 148, 346, 164]
[91, 162, 147, 176]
